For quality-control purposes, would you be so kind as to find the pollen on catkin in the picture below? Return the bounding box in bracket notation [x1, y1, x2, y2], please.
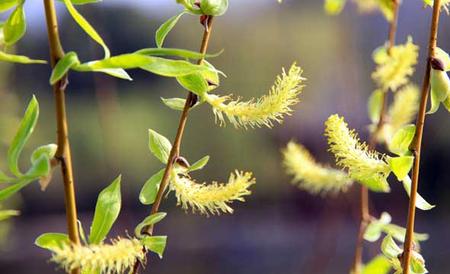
[204, 63, 305, 129]
[372, 37, 419, 92]
[169, 170, 255, 215]
[50, 237, 144, 274]
[324, 114, 391, 192]
[282, 141, 352, 195]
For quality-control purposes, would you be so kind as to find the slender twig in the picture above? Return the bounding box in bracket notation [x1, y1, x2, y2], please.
[131, 16, 215, 274]
[43, 1, 80, 274]
[402, 1, 441, 273]
[351, 1, 399, 273]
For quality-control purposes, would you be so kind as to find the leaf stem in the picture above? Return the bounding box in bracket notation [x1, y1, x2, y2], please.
[402, 1, 441, 273]
[43, 2, 80, 274]
[132, 16, 215, 274]
[351, 1, 399, 272]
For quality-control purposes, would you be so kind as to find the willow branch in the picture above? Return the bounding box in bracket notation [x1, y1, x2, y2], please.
[402, 1, 441, 273]
[351, 1, 400, 272]
[43, 1, 80, 274]
[131, 16, 215, 274]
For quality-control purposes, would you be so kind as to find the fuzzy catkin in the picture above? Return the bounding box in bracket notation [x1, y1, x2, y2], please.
[204, 63, 305, 129]
[282, 141, 352, 195]
[169, 170, 255, 215]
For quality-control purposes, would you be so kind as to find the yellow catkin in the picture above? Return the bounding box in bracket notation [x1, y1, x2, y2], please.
[372, 37, 419, 92]
[51, 238, 144, 274]
[354, 0, 395, 21]
[324, 114, 391, 192]
[282, 141, 352, 195]
[169, 170, 255, 215]
[204, 63, 305, 129]
[380, 84, 419, 143]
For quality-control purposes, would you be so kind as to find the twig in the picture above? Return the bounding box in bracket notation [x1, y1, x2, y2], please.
[43, 1, 80, 274]
[402, 1, 442, 273]
[131, 16, 215, 274]
[350, 1, 399, 272]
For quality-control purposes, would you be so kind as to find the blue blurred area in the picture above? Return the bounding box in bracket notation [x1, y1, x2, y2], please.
[0, 0, 450, 273]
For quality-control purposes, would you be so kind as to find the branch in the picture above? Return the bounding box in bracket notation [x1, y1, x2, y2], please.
[402, 0, 442, 273]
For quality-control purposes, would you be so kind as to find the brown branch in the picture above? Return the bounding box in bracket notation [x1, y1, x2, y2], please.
[131, 16, 215, 274]
[402, 1, 441, 273]
[350, 1, 400, 273]
[43, 1, 80, 274]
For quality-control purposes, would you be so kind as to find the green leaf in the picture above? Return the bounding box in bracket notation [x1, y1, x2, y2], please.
[77, 220, 88, 245]
[62, 0, 110, 58]
[364, 212, 392, 242]
[387, 156, 414, 181]
[0, 178, 34, 202]
[188, 156, 210, 172]
[89, 176, 122, 244]
[368, 90, 384, 124]
[24, 155, 51, 179]
[410, 252, 427, 274]
[0, 51, 46, 64]
[30, 144, 57, 165]
[139, 169, 164, 205]
[402, 176, 435, 210]
[77, 54, 210, 77]
[141, 236, 167, 258]
[428, 86, 441, 114]
[155, 12, 186, 48]
[443, 95, 450, 112]
[0, 0, 17, 12]
[148, 129, 172, 164]
[381, 235, 402, 259]
[134, 212, 167, 238]
[362, 255, 391, 274]
[135, 47, 222, 60]
[35, 233, 69, 250]
[324, 0, 346, 15]
[0, 170, 13, 183]
[3, 2, 26, 46]
[388, 124, 416, 156]
[358, 175, 390, 193]
[0, 209, 20, 221]
[7, 96, 39, 177]
[161, 97, 188, 111]
[177, 72, 209, 95]
[50, 52, 80, 85]
[383, 223, 429, 243]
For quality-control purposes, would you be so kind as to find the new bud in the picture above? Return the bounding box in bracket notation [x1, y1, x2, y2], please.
[199, 0, 228, 16]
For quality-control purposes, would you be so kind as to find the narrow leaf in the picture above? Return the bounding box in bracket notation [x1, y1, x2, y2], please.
[30, 144, 57, 165]
[50, 51, 80, 84]
[388, 124, 416, 156]
[402, 176, 435, 210]
[35, 233, 69, 250]
[381, 235, 402, 259]
[141, 236, 167, 258]
[176, 72, 209, 95]
[155, 12, 186, 48]
[368, 90, 384, 124]
[0, 0, 17, 12]
[148, 129, 172, 164]
[0, 209, 20, 221]
[3, 2, 26, 46]
[89, 176, 122, 244]
[135, 47, 222, 59]
[62, 0, 110, 58]
[161, 97, 187, 111]
[188, 156, 210, 172]
[7, 96, 39, 177]
[0, 51, 46, 64]
[24, 155, 51, 179]
[387, 156, 414, 181]
[134, 212, 167, 238]
[139, 169, 164, 205]
[0, 179, 33, 202]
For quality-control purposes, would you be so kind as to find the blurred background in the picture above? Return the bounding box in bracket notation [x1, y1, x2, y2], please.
[0, 0, 449, 273]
